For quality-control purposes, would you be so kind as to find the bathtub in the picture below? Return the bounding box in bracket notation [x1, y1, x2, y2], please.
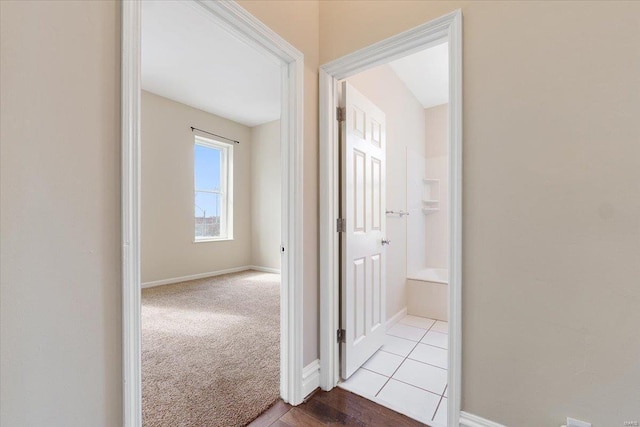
[406, 268, 449, 321]
[407, 268, 448, 284]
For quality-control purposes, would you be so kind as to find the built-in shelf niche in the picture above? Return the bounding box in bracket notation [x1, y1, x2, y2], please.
[422, 179, 440, 214]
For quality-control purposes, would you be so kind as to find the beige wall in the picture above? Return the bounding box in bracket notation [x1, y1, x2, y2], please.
[346, 65, 427, 319]
[321, 1, 640, 426]
[0, 1, 122, 426]
[141, 91, 252, 283]
[424, 104, 449, 269]
[251, 120, 281, 270]
[238, 0, 320, 365]
[2, 1, 639, 426]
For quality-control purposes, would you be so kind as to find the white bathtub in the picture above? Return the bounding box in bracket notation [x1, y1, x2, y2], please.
[406, 268, 448, 321]
[407, 268, 448, 285]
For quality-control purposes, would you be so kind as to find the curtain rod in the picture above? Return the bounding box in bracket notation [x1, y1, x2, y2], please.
[190, 126, 240, 144]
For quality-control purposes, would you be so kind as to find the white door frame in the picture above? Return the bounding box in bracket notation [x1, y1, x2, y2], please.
[121, 1, 305, 426]
[319, 10, 463, 426]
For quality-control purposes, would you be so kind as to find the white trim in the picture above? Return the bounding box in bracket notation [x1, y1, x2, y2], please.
[193, 237, 234, 243]
[320, 13, 458, 81]
[250, 265, 282, 274]
[121, 1, 142, 425]
[385, 307, 407, 331]
[141, 266, 252, 289]
[460, 411, 508, 427]
[122, 1, 305, 425]
[447, 10, 464, 427]
[318, 9, 463, 427]
[318, 67, 340, 392]
[301, 359, 321, 399]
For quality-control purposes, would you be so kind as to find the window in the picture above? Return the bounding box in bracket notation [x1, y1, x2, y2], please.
[194, 136, 233, 241]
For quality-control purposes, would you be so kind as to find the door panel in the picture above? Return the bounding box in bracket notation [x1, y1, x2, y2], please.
[341, 82, 387, 379]
[353, 149, 366, 233]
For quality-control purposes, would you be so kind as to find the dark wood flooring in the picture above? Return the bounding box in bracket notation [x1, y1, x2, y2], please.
[247, 387, 429, 427]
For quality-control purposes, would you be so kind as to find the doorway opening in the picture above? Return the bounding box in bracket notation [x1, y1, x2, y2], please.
[140, 1, 284, 424]
[337, 44, 450, 425]
[121, 1, 305, 426]
[319, 10, 462, 427]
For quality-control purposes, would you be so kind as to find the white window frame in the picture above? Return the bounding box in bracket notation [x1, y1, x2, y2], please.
[193, 135, 234, 242]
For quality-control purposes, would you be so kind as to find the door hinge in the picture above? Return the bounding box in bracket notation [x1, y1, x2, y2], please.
[336, 107, 345, 122]
[337, 329, 346, 343]
[336, 218, 346, 233]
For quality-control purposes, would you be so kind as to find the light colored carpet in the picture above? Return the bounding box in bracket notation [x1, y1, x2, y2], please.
[142, 270, 280, 427]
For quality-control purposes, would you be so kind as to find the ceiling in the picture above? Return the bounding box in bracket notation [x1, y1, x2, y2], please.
[389, 42, 449, 109]
[141, 1, 281, 127]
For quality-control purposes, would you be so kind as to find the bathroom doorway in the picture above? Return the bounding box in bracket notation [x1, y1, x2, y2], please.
[319, 10, 462, 427]
[338, 42, 451, 426]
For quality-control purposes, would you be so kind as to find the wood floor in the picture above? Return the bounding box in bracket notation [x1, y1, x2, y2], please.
[248, 387, 428, 427]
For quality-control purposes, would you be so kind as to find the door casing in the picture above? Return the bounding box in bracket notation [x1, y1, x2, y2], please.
[121, 1, 306, 426]
[319, 10, 463, 426]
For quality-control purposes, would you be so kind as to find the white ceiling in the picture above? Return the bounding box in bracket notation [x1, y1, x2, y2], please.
[141, 1, 281, 127]
[389, 42, 449, 109]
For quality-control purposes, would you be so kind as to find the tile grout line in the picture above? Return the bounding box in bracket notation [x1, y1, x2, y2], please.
[374, 318, 436, 398]
[431, 392, 445, 422]
[390, 317, 449, 423]
[373, 342, 418, 398]
[404, 357, 447, 371]
[378, 347, 449, 366]
[429, 330, 449, 422]
[419, 343, 448, 351]
[361, 366, 445, 398]
[420, 331, 449, 350]
[346, 316, 450, 423]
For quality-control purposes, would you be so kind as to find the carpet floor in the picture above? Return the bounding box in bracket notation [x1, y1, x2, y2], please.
[142, 270, 280, 427]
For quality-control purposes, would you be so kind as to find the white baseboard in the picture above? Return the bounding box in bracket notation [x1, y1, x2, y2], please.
[141, 266, 251, 289]
[249, 265, 281, 274]
[301, 359, 320, 399]
[386, 307, 408, 331]
[461, 411, 507, 427]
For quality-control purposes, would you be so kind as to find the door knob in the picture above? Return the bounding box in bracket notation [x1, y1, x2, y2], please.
[381, 239, 391, 246]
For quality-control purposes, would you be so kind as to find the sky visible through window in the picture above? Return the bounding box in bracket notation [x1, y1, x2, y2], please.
[194, 144, 221, 219]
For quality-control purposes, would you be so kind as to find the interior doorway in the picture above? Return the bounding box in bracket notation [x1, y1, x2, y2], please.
[139, 1, 284, 424]
[337, 46, 451, 425]
[121, 1, 305, 426]
[319, 10, 462, 427]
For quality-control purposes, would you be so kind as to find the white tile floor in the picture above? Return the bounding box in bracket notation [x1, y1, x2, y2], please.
[339, 315, 448, 426]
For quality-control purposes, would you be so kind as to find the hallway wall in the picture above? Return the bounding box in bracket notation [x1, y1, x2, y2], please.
[1, 2, 122, 425]
[320, 1, 640, 426]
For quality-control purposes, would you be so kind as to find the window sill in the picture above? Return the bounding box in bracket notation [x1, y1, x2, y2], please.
[193, 237, 234, 243]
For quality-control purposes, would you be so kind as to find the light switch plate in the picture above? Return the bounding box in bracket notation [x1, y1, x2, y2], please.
[567, 417, 591, 427]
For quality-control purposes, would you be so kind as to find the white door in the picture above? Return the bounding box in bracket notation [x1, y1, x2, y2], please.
[340, 82, 387, 379]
